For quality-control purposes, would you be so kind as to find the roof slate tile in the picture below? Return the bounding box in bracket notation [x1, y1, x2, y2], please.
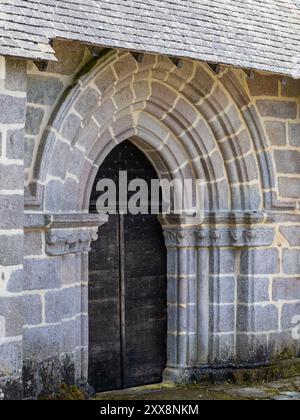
[1, 0, 300, 76]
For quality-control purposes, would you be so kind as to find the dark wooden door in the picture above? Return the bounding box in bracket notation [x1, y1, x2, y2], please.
[89, 141, 167, 392]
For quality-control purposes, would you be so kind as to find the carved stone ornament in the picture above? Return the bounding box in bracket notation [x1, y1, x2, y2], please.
[46, 228, 100, 256]
[25, 213, 108, 256]
[163, 227, 275, 248]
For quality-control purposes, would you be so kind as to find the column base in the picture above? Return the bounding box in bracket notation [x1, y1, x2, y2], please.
[163, 358, 300, 385]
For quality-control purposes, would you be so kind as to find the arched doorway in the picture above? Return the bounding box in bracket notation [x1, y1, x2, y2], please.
[88, 140, 167, 392]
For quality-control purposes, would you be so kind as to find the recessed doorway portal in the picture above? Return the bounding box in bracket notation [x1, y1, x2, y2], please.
[88, 141, 167, 392]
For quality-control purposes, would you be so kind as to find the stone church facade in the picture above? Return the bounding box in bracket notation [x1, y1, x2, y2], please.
[1, 1, 300, 399]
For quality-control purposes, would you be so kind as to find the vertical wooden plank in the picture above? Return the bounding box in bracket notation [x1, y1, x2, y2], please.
[118, 213, 127, 387]
[88, 214, 122, 392]
[123, 212, 167, 388]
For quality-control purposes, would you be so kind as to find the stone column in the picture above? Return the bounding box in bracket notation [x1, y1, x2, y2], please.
[160, 216, 211, 383]
[21, 213, 107, 398]
[160, 214, 276, 383]
[0, 57, 27, 399]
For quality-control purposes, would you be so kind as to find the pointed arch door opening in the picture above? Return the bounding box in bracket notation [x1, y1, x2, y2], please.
[88, 140, 167, 392]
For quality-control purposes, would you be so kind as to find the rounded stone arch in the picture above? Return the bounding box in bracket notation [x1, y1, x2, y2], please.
[29, 50, 276, 214]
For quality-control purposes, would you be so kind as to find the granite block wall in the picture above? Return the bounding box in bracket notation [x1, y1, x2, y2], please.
[0, 41, 300, 397]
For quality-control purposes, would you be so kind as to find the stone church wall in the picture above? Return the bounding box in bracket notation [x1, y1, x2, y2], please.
[0, 40, 300, 398]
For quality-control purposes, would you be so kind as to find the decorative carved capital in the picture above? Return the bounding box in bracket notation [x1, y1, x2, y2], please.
[24, 213, 108, 256]
[45, 228, 99, 256]
[163, 227, 275, 248]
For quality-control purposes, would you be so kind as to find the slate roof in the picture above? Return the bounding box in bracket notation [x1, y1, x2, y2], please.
[1, 0, 300, 77]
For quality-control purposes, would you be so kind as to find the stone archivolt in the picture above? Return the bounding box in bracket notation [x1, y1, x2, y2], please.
[27, 50, 279, 215]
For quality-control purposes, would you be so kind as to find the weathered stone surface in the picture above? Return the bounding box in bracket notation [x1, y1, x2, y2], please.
[0, 95, 26, 124]
[24, 231, 43, 257]
[240, 249, 279, 275]
[61, 319, 76, 353]
[265, 121, 286, 146]
[74, 87, 99, 119]
[114, 54, 138, 80]
[210, 276, 235, 304]
[46, 40, 88, 75]
[209, 333, 235, 364]
[283, 250, 300, 275]
[280, 226, 300, 247]
[281, 303, 300, 330]
[231, 184, 262, 210]
[221, 130, 251, 160]
[236, 334, 270, 363]
[23, 325, 62, 363]
[48, 140, 71, 179]
[256, 100, 297, 119]
[25, 106, 44, 135]
[81, 286, 88, 314]
[61, 353, 76, 386]
[61, 287, 78, 319]
[269, 331, 300, 360]
[45, 290, 62, 324]
[44, 180, 64, 212]
[5, 58, 27, 92]
[226, 387, 271, 399]
[273, 278, 300, 301]
[275, 150, 300, 174]
[6, 129, 24, 160]
[278, 177, 300, 199]
[45, 287, 81, 323]
[0, 341, 22, 376]
[77, 120, 99, 150]
[0, 195, 23, 229]
[227, 155, 259, 183]
[95, 64, 120, 92]
[282, 78, 300, 98]
[0, 234, 23, 267]
[167, 277, 197, 305]
[22, 357, 61, 398]
[0, 295, 42, 336]
[168, 305, 196, 333]
[23, 295, 43, 328]
[237, 304, 278, 332]
[8, 258, 61, 292]
[28, 75, 64, 106]
[238, 277, 270, 303]
[62, 254, 80, 284]
[288, 123, 300, 147]
[93, 98, 116, 128]
[77, 314, 88, 347]
[24, 136, 35, 168]
[61, 113, 82, 143]
[177, 249, 196, 277]
[210, 305, 235, 333]
[0, 164, 23, 190]
[209, 250, 236, 274]
[247, 74, 279, 96]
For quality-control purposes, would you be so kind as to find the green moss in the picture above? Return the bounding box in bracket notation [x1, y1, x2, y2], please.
[223, 358, 300, 385]
[39, 384, 87, 400]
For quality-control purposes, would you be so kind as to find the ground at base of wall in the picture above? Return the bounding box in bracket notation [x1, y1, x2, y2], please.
[94, 376, 300, 401]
